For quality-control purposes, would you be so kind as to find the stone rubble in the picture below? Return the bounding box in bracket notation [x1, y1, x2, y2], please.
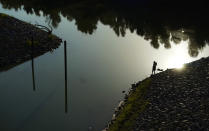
[134, 57, 209, 130]
[0, 14, 62, 72]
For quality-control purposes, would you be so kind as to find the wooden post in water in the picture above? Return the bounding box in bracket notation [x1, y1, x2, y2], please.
[31, 36, 36, 91]
[64, 40, 68, 113]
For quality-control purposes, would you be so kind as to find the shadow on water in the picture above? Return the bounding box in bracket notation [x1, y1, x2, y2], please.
[0, 0, 209, 57]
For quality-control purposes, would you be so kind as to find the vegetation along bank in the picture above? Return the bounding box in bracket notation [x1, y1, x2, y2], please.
[105, 57, 209, 130]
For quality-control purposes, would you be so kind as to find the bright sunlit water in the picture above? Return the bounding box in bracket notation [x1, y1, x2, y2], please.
[0, 3, 209, 131]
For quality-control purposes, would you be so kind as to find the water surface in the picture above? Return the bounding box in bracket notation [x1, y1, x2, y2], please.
[0, 1, 209, 131]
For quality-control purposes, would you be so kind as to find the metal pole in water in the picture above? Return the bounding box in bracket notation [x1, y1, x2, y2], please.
[64, 40, 68, 113]
[31, 36, 36, 91]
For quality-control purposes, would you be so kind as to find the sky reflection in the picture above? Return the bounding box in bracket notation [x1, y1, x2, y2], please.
[0, 2, 209, 131]
[166, 41, 191, 69]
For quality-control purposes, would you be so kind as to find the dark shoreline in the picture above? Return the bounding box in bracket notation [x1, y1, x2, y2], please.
[0, 13, 62, 72]
[106, 57, 209, 130]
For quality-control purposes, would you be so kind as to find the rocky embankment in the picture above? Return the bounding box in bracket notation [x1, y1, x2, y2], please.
[0, 13, 62, 72]
[134, 57, 209, 130]
[107, 57, 209, 130]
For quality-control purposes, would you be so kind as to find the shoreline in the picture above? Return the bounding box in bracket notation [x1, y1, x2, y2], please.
[105, 57, 209, 130]
[0, 13, 62, 72]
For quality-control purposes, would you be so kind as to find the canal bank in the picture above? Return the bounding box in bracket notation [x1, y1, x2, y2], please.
[0, 13, 62, 72]
[1, 2, 209, 130]
[106, 57, 209, 130]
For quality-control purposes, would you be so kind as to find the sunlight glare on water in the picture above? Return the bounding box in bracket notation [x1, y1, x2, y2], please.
[0, 1, 209, 131]
[166, 40, 191, 69]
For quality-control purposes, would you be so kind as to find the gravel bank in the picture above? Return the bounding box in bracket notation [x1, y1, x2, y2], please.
[134, 57, 209, 130]
[106, 57, 209, 130]
[0, 13, 62, 72]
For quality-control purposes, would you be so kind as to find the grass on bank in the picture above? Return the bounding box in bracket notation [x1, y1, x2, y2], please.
[108, 78, 151, 131]
[0, 13, 9, 18]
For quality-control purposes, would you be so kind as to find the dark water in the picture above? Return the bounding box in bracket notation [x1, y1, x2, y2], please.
[0, 1, 209, 131]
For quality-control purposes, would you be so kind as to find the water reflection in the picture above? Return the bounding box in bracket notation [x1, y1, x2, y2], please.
[0, 1, 209, 130]
[64, 41, 68, 113]
[0, 20, 61, 72]
[30, 40, 69, 113]
[0, 0, 208, 57]
[31, 37, 36, 91]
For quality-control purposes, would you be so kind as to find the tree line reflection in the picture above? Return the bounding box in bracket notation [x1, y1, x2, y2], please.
[0, 0, 209, 57]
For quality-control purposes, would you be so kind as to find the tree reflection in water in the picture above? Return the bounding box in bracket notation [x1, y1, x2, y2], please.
[0, 0, 209, 57]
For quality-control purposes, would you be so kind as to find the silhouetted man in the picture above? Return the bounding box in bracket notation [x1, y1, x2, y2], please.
[152, 61, 157, 75]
